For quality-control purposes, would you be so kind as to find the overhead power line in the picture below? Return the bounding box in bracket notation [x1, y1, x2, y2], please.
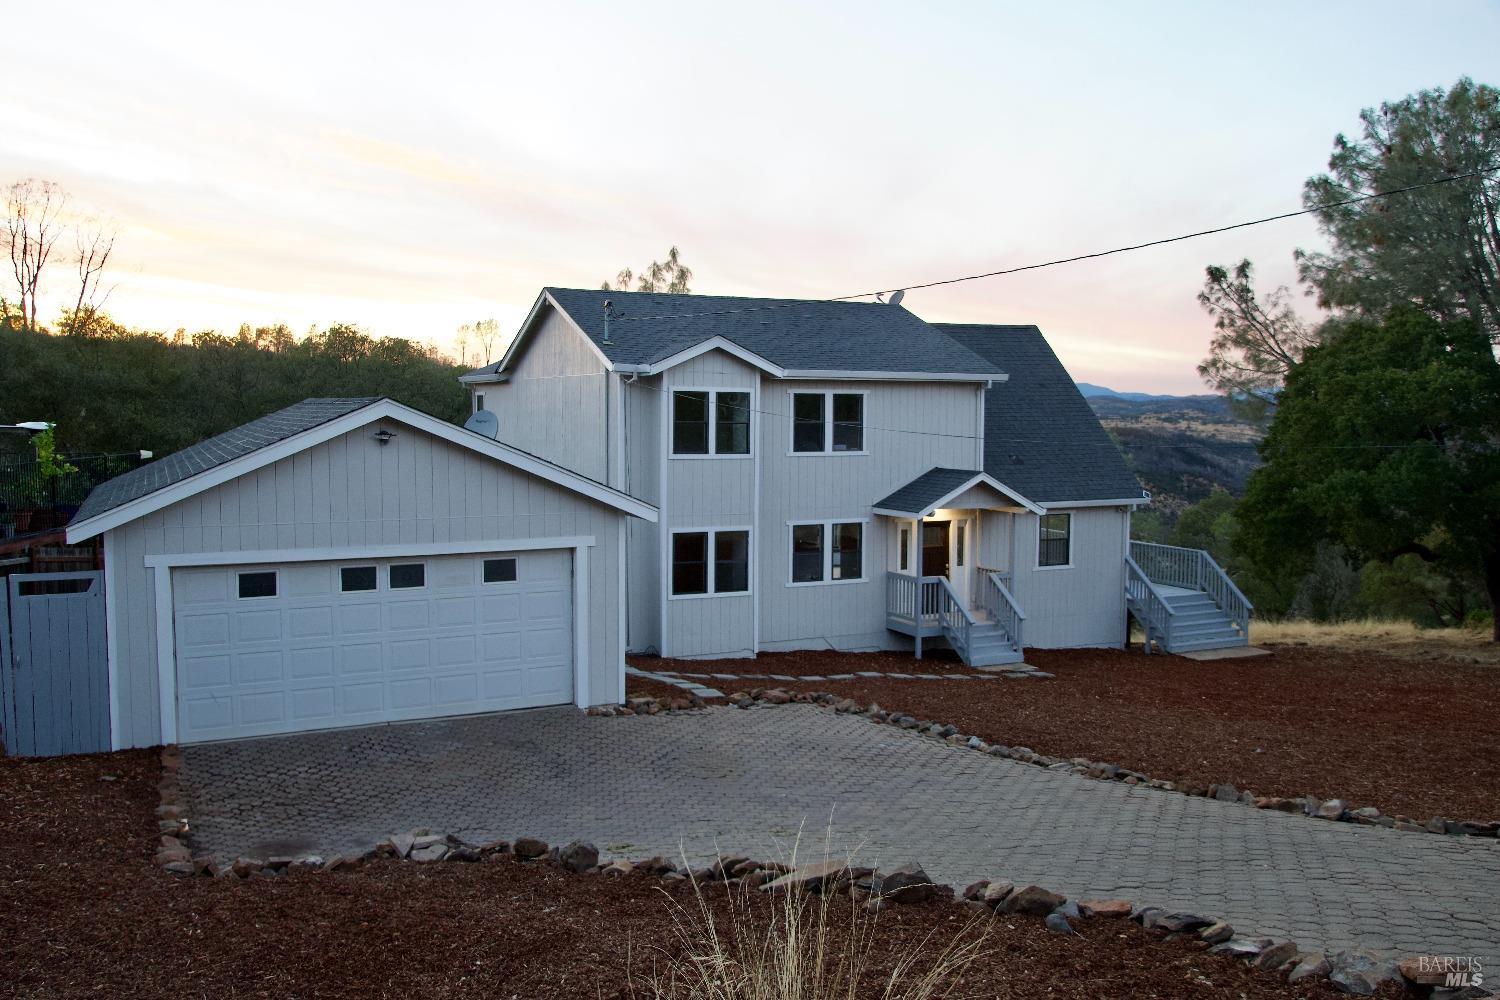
[612, 166, 1499, 325]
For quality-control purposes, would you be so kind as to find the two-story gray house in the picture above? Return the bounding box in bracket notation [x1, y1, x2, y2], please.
[461, 288, 1251, 666]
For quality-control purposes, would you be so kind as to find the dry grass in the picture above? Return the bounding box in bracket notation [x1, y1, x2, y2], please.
[636, 848, 992, 1000]
[1251, 618, 1499, 665]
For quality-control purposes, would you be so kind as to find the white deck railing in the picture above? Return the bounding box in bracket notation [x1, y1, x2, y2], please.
[1128, 540, 1252, 638]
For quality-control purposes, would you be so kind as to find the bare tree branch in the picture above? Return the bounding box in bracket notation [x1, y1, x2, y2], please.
[3, 179, 67, 330]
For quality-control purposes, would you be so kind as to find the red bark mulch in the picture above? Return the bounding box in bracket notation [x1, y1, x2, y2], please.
[629, 645, 1500, 824]
[0, 749, 1376, 998]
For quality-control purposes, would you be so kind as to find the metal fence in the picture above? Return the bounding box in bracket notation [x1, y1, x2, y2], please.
[0, 452, 142, 540]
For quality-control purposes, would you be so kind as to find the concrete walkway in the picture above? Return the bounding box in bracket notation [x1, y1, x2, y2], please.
[181, 704, 1500, 966]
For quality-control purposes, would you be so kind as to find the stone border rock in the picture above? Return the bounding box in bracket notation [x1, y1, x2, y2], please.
[149, 744, 1477, 995]
[154, 799, 1477, 998]
[634, 686, 1500, 841]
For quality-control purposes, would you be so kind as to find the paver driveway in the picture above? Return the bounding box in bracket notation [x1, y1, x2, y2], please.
[182, 704, 1500, 966]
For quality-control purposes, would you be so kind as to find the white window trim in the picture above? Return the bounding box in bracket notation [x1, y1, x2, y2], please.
[388, 560, 428, 590]
[236, 569, 278, 600]
[473, 392, 486, 413]
[668, 526, 753, 600]
[481, 556, 519, 585]
[670, 387, 754, 460]
[786, 390, 869, 457]
[1035, 512, 1074, 571]
[786, 518, 870, 587]
[339, 564, 379, 593]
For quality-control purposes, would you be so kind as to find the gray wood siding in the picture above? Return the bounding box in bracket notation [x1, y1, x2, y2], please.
[659, 353, 758, 657]
[1007, 507, 1128, 648]
[623, 376, 662, 651]
[108, 418, 627, 748]
[757, 379, 980, 651]
[476, 306, 612, 483]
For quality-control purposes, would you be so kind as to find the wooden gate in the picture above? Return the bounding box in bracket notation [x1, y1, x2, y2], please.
[0, 572, 109, 757]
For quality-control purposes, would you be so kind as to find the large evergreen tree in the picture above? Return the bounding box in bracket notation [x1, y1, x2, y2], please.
[1237, 311, 1500, 640]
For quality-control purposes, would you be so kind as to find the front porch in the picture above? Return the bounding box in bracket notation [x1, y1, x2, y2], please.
[874, 467, 1041, 667]
[884, 570, 1026, 666]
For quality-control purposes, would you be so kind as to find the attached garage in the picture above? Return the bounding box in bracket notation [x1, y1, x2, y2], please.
[66, 397, 656, 749]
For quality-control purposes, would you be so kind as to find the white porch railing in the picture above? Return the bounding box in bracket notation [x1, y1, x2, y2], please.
[977, 570, 1025, 653]
[1128, 540, 1252, 638]
[1124, 554, 1173, 653]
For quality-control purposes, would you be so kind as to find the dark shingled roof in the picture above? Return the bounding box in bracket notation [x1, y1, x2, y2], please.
[73, 398, 380, 524]
[874, 468, 988, 515]
[937, 325, 1145, 504]
[467, 288, 1005, 378]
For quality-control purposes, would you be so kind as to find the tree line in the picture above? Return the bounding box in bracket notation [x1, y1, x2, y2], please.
[1175, 77, 1499, 639]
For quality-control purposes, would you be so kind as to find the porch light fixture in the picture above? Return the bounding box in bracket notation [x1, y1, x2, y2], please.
[373, 428, 396, 445]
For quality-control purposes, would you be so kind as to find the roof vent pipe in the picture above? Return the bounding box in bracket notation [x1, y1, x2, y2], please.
[601, 300, 614, 345]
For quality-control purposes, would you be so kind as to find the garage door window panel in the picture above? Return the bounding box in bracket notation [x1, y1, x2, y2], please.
[483, 557, 518, 583]
[238, 571, 277, 599]
[340, 566, 377, 592]
[389, 562, 426, 589]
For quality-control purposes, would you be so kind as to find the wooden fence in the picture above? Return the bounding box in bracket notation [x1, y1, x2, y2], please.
[0, 571, 109, 757]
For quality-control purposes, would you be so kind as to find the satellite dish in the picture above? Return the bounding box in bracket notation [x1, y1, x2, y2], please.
[888, 289, 906, 307]
[463, 409, 500, 440]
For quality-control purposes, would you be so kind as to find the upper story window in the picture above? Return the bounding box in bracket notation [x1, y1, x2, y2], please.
[672, 390, 751, 457]
[790, 391, 865, 454]
[1038, 512, 1072, 568]
[473, 392, 486, 413]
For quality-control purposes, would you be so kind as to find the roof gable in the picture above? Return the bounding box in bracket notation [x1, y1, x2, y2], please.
[874, 467, 1043, 517]
[466, 288, 1007, 381]
[936, 325, 1145, 505]
[67, 398, 657, 541]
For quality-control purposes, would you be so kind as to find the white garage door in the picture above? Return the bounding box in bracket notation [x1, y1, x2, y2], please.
[172, 549, 573, 742]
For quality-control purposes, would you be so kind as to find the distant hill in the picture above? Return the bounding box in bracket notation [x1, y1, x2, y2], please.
[1081, 386, 1262, 517]
[1075, 382, 1186, 403]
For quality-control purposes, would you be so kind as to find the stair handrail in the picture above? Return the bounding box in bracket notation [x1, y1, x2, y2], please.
[930, 575, 974, 657]
[1129, 541, 1254, 639]
[1124, 554, 1172, 653]
[1198, 551, 1252, 637]
[980, 571, 1025, 653]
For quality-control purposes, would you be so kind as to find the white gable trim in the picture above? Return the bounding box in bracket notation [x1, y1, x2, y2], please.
[619, 336, 784, 378]
[478, 290, 615, 381]
[873, 472, 1045, 519]
[67, 399, 657, 542]
[1040, 496, 1151, 508]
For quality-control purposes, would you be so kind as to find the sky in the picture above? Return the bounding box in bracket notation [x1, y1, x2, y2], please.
[3, 1, 1495, 394]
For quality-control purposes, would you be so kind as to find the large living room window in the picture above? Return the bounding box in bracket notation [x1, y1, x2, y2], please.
[788, 520, 866, 584]
[790, 391, 865, 454]
[1038, 512, 1072, 568]
[673, 390, 751, 456]
[671, 529, 751, 597]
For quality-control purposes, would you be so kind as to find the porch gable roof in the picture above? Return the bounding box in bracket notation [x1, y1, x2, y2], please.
[872, 467, 1044, 518]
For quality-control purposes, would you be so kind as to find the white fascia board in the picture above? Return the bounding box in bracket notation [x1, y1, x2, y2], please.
[873, 472, 1045, 520]
[928, 472, 1045, 516]
[1040, 496, 1152, 509]
[640, 337, 783, 377]
[67, 399, 657, 542]
[457, 372, 509, 385]
[487, 289, 617, 378]
[780, 369, 1007, 383]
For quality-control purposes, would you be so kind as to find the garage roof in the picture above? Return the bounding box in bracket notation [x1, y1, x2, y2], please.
[73, 398, 378, 524]
[68, 398, 657, 541]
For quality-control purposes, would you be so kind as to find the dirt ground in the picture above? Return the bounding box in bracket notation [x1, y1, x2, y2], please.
[0, 750, 1380, 999]
[629, 643, 1500, 823]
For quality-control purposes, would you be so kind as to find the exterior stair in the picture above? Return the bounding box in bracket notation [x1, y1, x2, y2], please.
[1126, 541, 1252, 654]
[957, 619, 1025, 667]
